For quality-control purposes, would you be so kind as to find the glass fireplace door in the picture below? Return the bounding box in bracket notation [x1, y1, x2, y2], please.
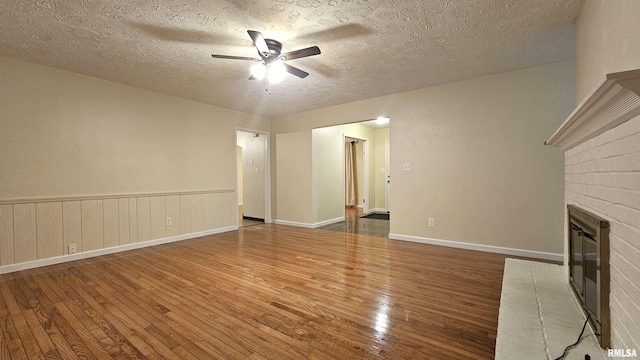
[584, 236, 598, 317]
[570, 224, 583, 295]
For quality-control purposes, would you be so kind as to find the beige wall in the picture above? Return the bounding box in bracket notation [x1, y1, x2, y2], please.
[272, 60, 574, 254]
[276, 131, 313, 225]
[577, 0, 640, 102]
[0, 56, 268, 269]
[571, 0, 640, 350]
[0, 56, 269, 200]
[311, 127, 344, 223]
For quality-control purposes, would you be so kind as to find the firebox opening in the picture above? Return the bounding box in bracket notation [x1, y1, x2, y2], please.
[568, 204, 611, 349]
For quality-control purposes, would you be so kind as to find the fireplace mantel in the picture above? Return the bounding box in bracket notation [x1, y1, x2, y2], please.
[546, 68, 640, 151]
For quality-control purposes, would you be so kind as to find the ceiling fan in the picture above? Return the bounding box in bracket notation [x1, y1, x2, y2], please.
[211, 30, 321, 92]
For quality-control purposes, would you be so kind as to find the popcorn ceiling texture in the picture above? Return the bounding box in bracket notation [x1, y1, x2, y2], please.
[0, 0, 582, 117]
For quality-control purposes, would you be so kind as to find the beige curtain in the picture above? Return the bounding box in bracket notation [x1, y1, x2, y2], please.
[345, 141, 357, 206]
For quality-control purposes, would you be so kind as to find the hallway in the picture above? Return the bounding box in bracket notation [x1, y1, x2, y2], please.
[318, 207, 390, 238]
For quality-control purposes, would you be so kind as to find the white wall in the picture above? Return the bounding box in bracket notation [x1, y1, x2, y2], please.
[571, 0, 640, 350]
[272, 60, 574, 256]
[0, 56, 268, 270]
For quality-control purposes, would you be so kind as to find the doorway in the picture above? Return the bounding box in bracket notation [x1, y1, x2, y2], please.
[236, 129, 269, 227]
[309, 119, 389, 228]
[344, 136, 367, 218]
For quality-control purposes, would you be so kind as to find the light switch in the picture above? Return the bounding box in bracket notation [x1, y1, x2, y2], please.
[403, 163, 412, 171]
[255, 167, 259, 173]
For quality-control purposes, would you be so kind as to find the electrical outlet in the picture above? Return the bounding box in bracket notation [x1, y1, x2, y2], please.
[428, 218, 435, 227]
[68, 243, 77, 254]
[403, 162, 412, 171]
[166, 217, 172, 226]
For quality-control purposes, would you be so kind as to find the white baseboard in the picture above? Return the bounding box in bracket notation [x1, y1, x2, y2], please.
[275, 216, 345, 229]
[274, 220, 315, 228]
[0, 225, 238, 274]
[388, 233, 563, 262]
[313, 217, 345, 228]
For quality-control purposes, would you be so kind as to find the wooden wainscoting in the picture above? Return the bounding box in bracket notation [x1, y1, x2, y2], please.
[0, 190, 237, 269]
[0, 224, 511, 359]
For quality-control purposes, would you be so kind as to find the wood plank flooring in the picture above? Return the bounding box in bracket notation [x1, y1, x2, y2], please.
[0, 224, 513, 359]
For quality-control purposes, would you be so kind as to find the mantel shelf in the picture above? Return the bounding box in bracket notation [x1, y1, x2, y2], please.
[546, 68, 640, 151]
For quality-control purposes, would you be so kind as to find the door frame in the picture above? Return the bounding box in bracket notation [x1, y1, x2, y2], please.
[235, 127, 271, 224]
[385, 138, 390, 213]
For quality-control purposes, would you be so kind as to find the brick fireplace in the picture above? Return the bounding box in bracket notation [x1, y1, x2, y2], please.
[546, 69, 640, 350]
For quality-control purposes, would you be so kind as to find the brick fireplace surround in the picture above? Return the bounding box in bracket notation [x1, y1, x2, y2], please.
[546, 69, 640, 351]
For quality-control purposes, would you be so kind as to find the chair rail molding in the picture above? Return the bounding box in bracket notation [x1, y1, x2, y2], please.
[546, 69, 640, 150]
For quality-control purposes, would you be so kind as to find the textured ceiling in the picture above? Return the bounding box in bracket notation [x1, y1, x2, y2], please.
[0, 0, 583, 118]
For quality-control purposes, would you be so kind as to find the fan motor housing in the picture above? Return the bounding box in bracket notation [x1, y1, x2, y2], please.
[264, 39, 282, 59]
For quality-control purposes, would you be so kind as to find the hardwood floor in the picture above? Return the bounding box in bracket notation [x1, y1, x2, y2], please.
[344, 206, 363, 219]
[0, 225, 511, 359]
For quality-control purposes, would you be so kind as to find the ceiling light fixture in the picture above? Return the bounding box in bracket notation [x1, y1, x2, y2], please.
[212, 30, 321, 95]
[376, 116, 390, 125]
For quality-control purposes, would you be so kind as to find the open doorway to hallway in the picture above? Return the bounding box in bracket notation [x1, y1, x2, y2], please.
[312, 117, 390, 236]
[341, 118, 390, 218]
[236, 130, 269, 228]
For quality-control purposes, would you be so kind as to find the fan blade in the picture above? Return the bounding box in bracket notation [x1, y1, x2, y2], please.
[281, 46, 321, 61]
[247, 30, 270, 58]
[211, 54, 257, 61]
[283, 63, 309, 78]
[249, 75, 258, 80]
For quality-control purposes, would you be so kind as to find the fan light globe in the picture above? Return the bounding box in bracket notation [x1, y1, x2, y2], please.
[268, 61, 287, 84]
[250, 63, 266, 80]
